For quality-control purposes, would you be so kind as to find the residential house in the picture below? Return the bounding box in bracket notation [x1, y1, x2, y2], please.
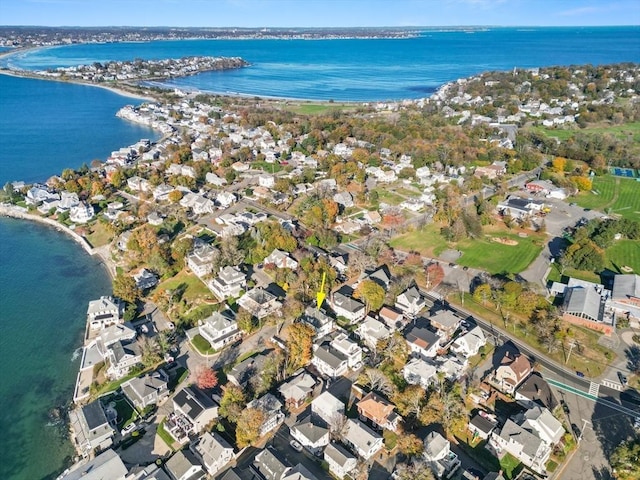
[252, 447, 290, 480]
[362, 265, 392, 290]
[489, 419, 551, 474]
[357, 392, 401, 432]
[59, 449, 127, 480]
[190, 431, 234, 477]
[134, 268, 159, 290]
[26, 184, 59, 205]
[300, 307, 335, 339]
[450, 326, 487, 357]
[198, 310, 242, 350]
[324, 442, 357, 480]
[311, 391, 345, 427]
[207, 265, 246, 300]
[611, 274, 640, 321]
[121, 370, 170, 410]
[186, 241, 218, 278]
[166, 386, 219, 443]
[333, 192, 354, 208]
[205, 172, 227, 186]
[87, 296, 121, 330]
[429, 310, 461, 342]
[379, 306, 405, 331]
[278, 372, 316, 410]
[423, 431, 461, 479]
[228, 353, 269, 388]
[395, 286, 426, 318]
[127, 176, 150, 192]
[312, 344, 348, 378]
[342, 419, 383, 460]
[264, 249, 299, 270]
[330, 332, 363, 369]
[403, 357, 437, 389]
[69, 201, 95, 224]
[404, 320, 441, 359]
[247, 393, 285, 436]
[216, 191, 236, 209]
[468, 412, 498, 441]
[515, 373, 558, 411]
[58, 191, 80, 212]
[153, 184, 175, 202]
[180, 192, 216, 215]
[259, 174, 276, 188]
[103, 340, 142, 379]
[491, 351, 532, 395]
[514, 406, 564, 446]
[68, 400, 115, 457]
[356, 317, 391, 349]
[436, 355, 468, 381]
[117, 231, 132, 252]
[291, 416, 330, 455]
[331, 288, 366, 323]
[98, 322, 137, 348]
[282, 464, 320, 480]
[238, 287, 281, 319]
[164, 450, 205, 480]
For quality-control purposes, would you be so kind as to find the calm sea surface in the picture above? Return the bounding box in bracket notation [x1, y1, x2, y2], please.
[0, 27, 639, 479]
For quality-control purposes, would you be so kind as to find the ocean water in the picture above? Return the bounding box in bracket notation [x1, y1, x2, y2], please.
[0, 27, 639, 479]
[0, 218, 111, 480]
[4, 27, 640, 101]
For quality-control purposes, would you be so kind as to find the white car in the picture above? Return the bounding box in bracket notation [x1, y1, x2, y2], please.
[121, 422, 136, 436]
[289, 439, 303, 452]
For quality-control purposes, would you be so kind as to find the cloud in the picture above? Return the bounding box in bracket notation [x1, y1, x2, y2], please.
[558, 6, 600, 16]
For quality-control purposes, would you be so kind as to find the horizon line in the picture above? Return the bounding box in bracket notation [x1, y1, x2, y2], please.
[1, 24, 639, 29]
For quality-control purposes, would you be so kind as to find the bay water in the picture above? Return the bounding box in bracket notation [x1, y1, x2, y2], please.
[0, 26, 639, 479]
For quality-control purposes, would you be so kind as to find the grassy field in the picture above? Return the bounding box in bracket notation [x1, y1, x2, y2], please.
[606, 239, 640, 273]
[390, 224, 543, 274]
[373, 188, 406, 206]
[157, 270, 214, 303]
[530, 121, 640, 143]
[85, 221, 113, 248]
[284, 102, 359, 115]
[573, 175, 640, 220]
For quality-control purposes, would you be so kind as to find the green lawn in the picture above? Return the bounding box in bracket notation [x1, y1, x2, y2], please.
[530, 121, 640, 143]
[85, 221, 113, 248]
[391, 224, 543, 274]
[156, 419, 176, 451]
[191, 334, 217, 355]
[455, 232, 544, 275]
[606, 239, 640, 274]
[157, 270, 214, 303]
[373, 188, 406, 206]
[284, 103, 359, 115]
[574, 176, 640, 220]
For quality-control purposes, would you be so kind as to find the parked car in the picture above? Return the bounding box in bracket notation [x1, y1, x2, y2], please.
[289, 440, 303, 452]
[576, 371, 585, 378]
[618, 372, 629, 386]
[121, 422, 136, 436]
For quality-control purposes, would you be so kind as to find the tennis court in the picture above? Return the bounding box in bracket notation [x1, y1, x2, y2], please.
[610, 167, 637, 178]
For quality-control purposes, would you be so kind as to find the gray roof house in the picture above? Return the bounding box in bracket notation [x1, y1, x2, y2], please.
[468, 413, 498, 441]
[164, 449, 205, 480]
[291, 415, 330, 455]
[197, 310, 242, 351]
[104, 340, 142, 380]
[342, 419, 383, 460]
[59, 449, 127, 480]
[424, 431, 461, 479]
[395, 286, 426, 318]
[301, 306, 335, 339]
[190, 431, 235, 477]
[228, 352, 269, 388]
[121, 369, 170, 410]
[247, 393, 285, 436]
[252, 447, 290, 480]
[450, 326, 486, 357]
[324, 442, 358, 480]
[311, 391, 345, 427]
[404, 321, 441, 359]
[515, 406, 564, 446]
[166, 386, 219, 444]
[282, 464, 320, 480]
[611, 274, 640, 320]
[515, 372, 558, 410]
[488, 419, 551, 475]
[238, 287, 282, 319]
[186, 241, 218, 278]
[312, 344, 348, 378]
[207, 266, 246, 300]
[87, 296, 122, 330]
[68, 400, 115, 457]
[278, 371, 316, 409]
[402, 357, 437, 389]
[429, 310, 461, 341]
[331, 289, 366, 323]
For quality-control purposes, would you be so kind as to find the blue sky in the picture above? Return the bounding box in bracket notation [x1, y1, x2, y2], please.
[1, 0, 639, 27]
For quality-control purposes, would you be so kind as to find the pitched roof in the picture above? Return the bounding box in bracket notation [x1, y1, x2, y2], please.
[61, 449, 127, 480]
[404, 324, 440, 350]
[165, 450, 203, 480]
[253, 447, 290, 480]
[499, 419, 544, 459]
[499, 351, 531, 380]
[282, 464, 319, 480]
[314, 345, 348, 369]
[194, 431, 233, 468]
[612, 274, 640, 300]
[343, 419, 382, 453]
[279, 372, 316, 402]
[563, 286, 604, 321]
[324, 442, 357, 467]
[292, 416, 329, 443]
[357, 392, 397, 425]
[515, 373, 558, 410]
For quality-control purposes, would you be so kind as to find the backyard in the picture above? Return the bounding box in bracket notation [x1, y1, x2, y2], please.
[157, 270, 215, 304]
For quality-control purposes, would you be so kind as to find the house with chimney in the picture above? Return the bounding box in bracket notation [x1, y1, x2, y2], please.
[490, 351, 532, 395]
[356, 392, 401, 432]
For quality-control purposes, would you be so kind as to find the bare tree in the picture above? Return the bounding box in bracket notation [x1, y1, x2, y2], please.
[357, 367, 394, 396]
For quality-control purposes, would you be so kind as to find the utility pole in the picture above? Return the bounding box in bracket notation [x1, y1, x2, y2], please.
[566, 339, 576, 365]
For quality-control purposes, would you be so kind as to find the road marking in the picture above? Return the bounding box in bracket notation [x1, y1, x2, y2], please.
[601, 379, 623, 391]
[589, 382, 600, 396]
[548, 378, 640, 419]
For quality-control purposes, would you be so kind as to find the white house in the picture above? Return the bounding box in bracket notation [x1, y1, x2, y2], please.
[165, 450, 205, 480]
[87, 296, 121, 330]
[166, 387, 219, 444]
[69, 202, 95, 224]
[324, 442, 357, 480]
[198, 310, 242, 351]
[515, 406, 564, 446]
[356, 316, 391, 349]
[264, 249, 299, 270]
[330, 332, 362, 369]
[403, 357, 437, 389]
[180, 192, 216, 215]
[186, 241, 218, 278]
[190, 432, 234, 477]
[424, 431, 461, 479]
[247, 393, 285, 437]
[238, 287, 281, 319]
[342, 419, 383, 460]
[312, 345, 348, 378]
[291, 416, 330, 455]
[207, 266, 246, 300]
[404, 322, 441, 359]
[311, 391, 345, 427]
[300, 307, 335, 339]
[331, 290, 366, 323]
[450, 326, 486, 357]
[395, 286, 426, 318]
[216, 191, 236, 209]
[489, 419, 551, 475]
[103, 341, 142, 380]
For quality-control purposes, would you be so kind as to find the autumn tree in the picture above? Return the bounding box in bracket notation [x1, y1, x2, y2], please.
[397, 433, 424, 457]
[357, 368, 394, 396]
[285, 322, 315, 373]
[236, 408, 266, 448]
[219, 385, 245, 423]
[552, 157, 567, 174]
[610, 438, 640, 480]
[113, 272, 140, 304]
[354, 279, 385, 312]
[392, 461, 435, 480]
[194, 366, 218, 390]
[168, 190, 183, 203]
[393, 385, 427, 419]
